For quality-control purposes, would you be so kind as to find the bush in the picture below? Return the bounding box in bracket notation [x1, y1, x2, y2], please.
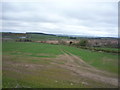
[79, 39, 88, 47]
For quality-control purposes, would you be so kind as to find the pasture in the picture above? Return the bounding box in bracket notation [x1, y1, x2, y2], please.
[2, 42, 118, 88]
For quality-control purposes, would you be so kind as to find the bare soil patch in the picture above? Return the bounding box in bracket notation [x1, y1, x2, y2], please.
[51, 51, 118, 87]
[3, 52, 118, 87]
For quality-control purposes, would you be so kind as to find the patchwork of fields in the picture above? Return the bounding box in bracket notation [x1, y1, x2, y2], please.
[2, 42, 118, 88]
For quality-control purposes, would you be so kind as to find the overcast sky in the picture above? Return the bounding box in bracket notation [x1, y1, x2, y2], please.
[1, 0, 118, 37]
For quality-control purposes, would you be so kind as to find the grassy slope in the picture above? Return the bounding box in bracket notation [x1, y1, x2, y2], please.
[2, 33, 69, 41]
[93, 47, 119, 53]
[60, 45, 118, 73]
[3, 42, 118, 73]
[2, 42, 118, 88]
[29, 34, 69, 41]
[95, 47, 119, 51]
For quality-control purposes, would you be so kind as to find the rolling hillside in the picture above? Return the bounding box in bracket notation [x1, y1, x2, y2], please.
[2, 42, 118, 88]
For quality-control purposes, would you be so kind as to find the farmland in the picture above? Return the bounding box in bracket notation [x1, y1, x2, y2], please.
[2, 41, 118, 88]
[2, 1, 119, 88]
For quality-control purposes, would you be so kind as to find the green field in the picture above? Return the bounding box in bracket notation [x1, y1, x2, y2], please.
[93, 47, 119, 53]
[2, 42, 118, 88]
[2, 33, 69, 41]
[28, 34, 69, 41]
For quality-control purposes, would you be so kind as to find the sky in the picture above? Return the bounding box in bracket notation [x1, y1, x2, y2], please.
[1, 0, 118, 37]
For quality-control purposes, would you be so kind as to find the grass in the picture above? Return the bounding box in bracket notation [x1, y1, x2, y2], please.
[3, 42, 118, 73]
[2, 42, 118, 88]
[93, 47, 119, 53]
[2, 33, 69, 41]
[60, 45, 118, 73]
[3, 59, 86, 88]
[3, 42, 63, 55]
[95, 47, 118, 51]
[29, 34, 69, 41]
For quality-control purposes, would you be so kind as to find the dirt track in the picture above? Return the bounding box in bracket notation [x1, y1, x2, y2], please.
[52, 50, 118, 87]
[3, 51, 118, 87]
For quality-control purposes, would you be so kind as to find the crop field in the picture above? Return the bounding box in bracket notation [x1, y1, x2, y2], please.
[2, 42, 118, 88]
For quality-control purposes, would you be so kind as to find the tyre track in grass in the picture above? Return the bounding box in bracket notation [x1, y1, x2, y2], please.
[51, 49, 118, 87]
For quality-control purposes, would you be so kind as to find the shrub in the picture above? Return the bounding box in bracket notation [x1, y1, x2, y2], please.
[79, 39, 88, 47]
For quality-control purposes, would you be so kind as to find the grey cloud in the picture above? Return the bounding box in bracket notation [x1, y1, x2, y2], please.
[1, 1, 118, 37]
[61, 2, 117, 26]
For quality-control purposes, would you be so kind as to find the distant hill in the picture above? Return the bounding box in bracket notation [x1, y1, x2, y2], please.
[1, 32, 118, 39]
[26, 32, 56, 36]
